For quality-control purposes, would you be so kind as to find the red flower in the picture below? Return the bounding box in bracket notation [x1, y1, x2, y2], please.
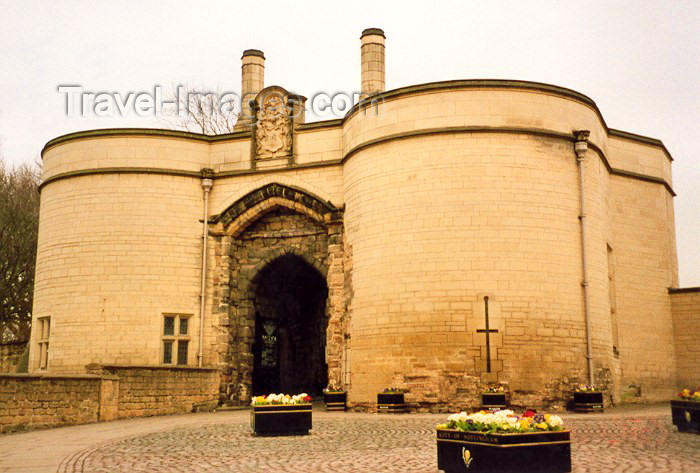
[522, 410, 537, 418]
[304, 395, 312, 402]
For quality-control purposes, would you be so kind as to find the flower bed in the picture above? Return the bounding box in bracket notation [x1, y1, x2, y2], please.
[572, 385, 603, 413]
[481, 385, 507, 409]
[323, 388, 347, 412]
[671, 388, 700, 433]
[377, 388, 406, 413]
[250, 393, 312, 436]
[678, 388, 700, 402]
[436, 409, 571, 472]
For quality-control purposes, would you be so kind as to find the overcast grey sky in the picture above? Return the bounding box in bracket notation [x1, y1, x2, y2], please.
[0, 0, 698, 285]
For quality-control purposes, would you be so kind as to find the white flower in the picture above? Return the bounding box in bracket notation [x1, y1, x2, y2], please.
[470, 413, 487, 424]
[548, 415, 563, 427]
[447, 412, 469, 423]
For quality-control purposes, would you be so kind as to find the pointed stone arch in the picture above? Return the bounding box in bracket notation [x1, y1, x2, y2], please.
[209, 182, 346, 405]
[210, 176, 337, 217]
[211, 182, 341, 234]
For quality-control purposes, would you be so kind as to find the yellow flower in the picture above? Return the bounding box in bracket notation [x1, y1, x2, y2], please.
[535, 422, 548, 430]
[544, 414, 551, 421]
[518, 419, 530, 429]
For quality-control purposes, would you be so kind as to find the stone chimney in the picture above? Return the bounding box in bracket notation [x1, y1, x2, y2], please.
[360, 28, 385, 99]
[237, 49, 265, 129]
[288, 94, 307, 124]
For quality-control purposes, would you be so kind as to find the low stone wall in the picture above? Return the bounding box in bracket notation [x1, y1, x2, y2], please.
[1, 365, 218, 434]
[0, 341, 27, 373]
[86, 364, 219, 419]
[0, 373, 118, 433]
[670, 288, 700, 388]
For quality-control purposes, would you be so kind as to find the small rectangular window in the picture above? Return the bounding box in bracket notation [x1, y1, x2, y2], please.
[163, 340, 173, 364]
[162, 314, 191, 366]
[36, 317, 51, 370]
[164, 316, 175, 336]
[177, 341, 189, 365]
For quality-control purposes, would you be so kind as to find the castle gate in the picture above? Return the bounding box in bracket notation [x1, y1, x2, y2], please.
[211, 184, 345, 404]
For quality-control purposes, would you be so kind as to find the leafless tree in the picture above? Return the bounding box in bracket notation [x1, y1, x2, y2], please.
[0, 154, 40, 343]
[160, 84, 239, 135]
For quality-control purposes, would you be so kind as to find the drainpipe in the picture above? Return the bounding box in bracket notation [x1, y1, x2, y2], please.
[574, 130, 594, 386]
[198, 168, 214, 367]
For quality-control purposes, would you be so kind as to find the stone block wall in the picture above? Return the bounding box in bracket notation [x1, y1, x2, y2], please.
[670, 288, 700, 388]
[609, 177, 679, 401]
[342, 132, 596, 405]
[86, 364, 219, 418]
[0, 341, 27, 373]
[1, 366, 218, 433]
[30, 171, 204, 373]
[0, 373, 104, 433]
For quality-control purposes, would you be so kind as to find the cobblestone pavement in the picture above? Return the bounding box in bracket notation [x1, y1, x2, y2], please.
[1, 404, 699, 472]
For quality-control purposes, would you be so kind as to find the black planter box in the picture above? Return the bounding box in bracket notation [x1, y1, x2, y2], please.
[572, 391, 603, 412]
[250, 404, 312, 436]
[323, 391, 347, 411]
[437, 428, 571, 473]
[377, 392, 405, 413]
[481, 393, 507, 409]
[671, 400, 700, 433]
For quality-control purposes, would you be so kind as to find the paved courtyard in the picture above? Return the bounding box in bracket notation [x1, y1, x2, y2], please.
[0, 403, 698, 472]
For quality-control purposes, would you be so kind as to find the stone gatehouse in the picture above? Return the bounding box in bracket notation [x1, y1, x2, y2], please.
[27, 29, 699, 410]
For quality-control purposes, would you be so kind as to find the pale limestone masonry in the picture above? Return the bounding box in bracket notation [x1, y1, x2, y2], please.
[29, 29, 697, 411]
[236, 49, 265, 130]
[360, 28, 385, 97]
[670, 289, 700, 389]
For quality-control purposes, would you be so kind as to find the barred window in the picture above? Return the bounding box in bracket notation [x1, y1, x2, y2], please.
[177, 340, 189, 365]
[163, 340, 174, 364]
[162, 314, 191, 365]
[36, 317, 51, 370]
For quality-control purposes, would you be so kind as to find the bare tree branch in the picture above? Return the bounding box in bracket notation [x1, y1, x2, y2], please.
[159, 84, 239, 135]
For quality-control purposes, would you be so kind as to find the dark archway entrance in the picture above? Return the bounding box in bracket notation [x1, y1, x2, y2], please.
[251, 254, 329, 395]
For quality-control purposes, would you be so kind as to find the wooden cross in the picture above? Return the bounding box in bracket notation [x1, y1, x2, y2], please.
[476, 296, 499, 372]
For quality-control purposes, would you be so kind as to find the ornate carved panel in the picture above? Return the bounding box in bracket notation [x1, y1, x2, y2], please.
[255, 90, 292, 164]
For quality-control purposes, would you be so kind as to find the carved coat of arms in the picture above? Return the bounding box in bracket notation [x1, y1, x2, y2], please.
[255, 92, 292, 160]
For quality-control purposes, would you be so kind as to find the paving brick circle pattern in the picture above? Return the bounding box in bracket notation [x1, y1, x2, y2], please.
[58, 412, 700, 473]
